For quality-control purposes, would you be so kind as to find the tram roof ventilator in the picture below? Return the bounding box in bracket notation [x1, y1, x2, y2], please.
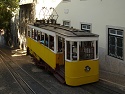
[34, 7, 59, 27]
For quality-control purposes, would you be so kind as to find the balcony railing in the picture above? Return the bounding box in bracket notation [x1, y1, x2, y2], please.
[19, 0, 34, 5]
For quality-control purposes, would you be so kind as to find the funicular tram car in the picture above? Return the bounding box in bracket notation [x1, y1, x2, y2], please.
[27, 20, 99, 86]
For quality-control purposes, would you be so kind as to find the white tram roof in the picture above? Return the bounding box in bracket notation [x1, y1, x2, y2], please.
[28, 23, 99, 38]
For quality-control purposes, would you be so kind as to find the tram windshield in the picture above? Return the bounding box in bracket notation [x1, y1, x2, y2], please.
[66, 41, 78, 61]
[79, 41, 94, 60]
[72, 42, 77, 60]
[66, 41, 97, 61]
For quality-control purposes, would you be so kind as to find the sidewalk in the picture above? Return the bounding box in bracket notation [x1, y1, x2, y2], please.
[100, 70, 125, 91]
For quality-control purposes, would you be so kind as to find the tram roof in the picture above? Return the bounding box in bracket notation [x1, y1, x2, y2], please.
[29, 24, 99, 37]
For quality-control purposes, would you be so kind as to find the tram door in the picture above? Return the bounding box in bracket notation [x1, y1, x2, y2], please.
[58, 36, 65, 65]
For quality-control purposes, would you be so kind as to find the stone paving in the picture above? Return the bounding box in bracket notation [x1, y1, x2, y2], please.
[1, 45, 125, 93]
[100, 70, 125, 91]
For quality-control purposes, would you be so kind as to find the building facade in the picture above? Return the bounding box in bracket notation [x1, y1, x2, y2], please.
[19, 0, 35, 50]
[19, 0, 125, 75]
[11, 13, 19, 47]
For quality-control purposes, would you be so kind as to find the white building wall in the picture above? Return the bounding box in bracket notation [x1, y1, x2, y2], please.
[56, 0, 125, 47]
[34, 0, 125, 75]
[35, 0, 62, 20]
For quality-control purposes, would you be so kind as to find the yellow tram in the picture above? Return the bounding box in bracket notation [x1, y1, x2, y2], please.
[27, 20, 99, 86]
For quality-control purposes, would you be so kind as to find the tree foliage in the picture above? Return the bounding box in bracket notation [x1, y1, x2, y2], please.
[0, 0, 19, 29]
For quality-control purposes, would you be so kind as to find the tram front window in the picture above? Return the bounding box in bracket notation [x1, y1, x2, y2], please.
[96, 41, 98, 58]
[72, 42, 77, 60]
[79, 41, 94, 60]
[66, 41, 77, 61]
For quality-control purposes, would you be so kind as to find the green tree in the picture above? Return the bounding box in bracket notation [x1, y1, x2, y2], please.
[0, 0, 19, 28]
[0, 0, 19, 45]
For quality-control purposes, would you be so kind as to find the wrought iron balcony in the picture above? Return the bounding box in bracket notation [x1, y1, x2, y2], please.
[19, 0, 34, 5]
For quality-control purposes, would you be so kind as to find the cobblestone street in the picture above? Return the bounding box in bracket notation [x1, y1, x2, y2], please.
[0, 45, 125, 94]
[0, 46, 91, 94]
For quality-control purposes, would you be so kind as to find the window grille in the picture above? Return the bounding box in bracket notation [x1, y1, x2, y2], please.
[81, 24, 91, 32]
[63, 0, 70, 1]
[63, 21, 70, 27]
[79, 41, 94, 60]
[108, 28, 123, 60]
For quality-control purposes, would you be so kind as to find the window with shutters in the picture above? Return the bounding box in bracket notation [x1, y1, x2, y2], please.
[63, 20, 70, 27]
[108, 28, 123, 60]
[63, 0, 70, 2]
[81, 23, 91, 32]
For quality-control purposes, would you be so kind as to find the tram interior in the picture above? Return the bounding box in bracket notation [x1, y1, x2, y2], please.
[66, 41, 95, 61]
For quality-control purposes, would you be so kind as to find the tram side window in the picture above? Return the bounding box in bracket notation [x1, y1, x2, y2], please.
[58, 37, 62, 52]
[40, 32, 44, 44]
[34, 30, 39, 41]
[31, 29, 34, 38]
[34, 30, 37, 40]
[28, 31, 30, 37]
[45, 34, 48, 47]
[67, 41, 70, 60]
[37, 32, 40, 41]
[79, 41, 94, 60]
[49, 35, 54, 51]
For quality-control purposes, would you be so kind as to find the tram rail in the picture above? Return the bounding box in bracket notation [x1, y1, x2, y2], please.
[1, 46, 125, 94]
[0, 49, 52, 94]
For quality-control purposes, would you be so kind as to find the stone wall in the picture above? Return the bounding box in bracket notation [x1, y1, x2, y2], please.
[19, 3, 35, 50]
[99, 47, 125, 75]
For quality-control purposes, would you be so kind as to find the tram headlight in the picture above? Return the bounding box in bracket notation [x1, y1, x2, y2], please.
[84, 66, 91, 72]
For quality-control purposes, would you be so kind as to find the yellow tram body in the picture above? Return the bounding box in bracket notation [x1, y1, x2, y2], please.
[27, 21, 99, 86]
[65, 60, 99, 86]
[27, 37, 64, 69]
